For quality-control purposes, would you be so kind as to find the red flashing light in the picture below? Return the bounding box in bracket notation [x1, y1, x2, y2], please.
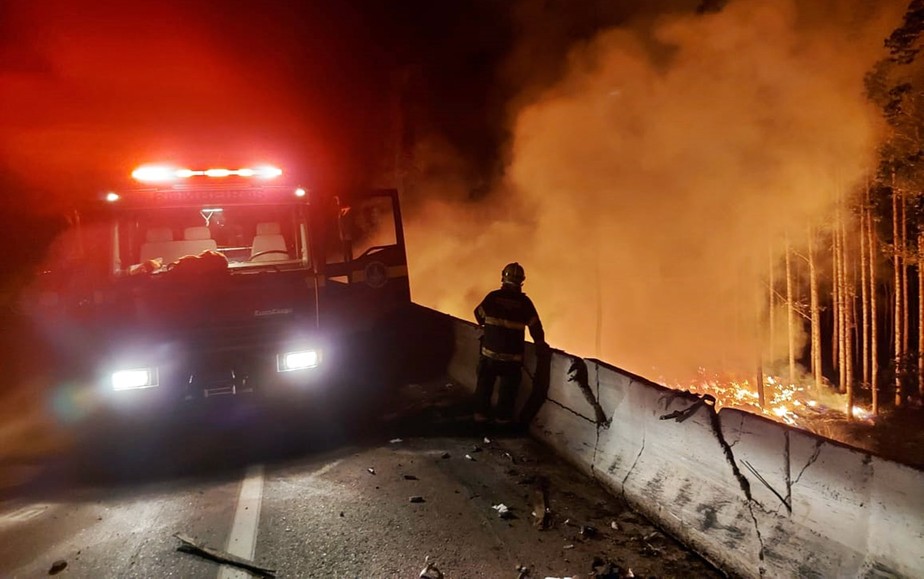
[132, 164, 283, 183]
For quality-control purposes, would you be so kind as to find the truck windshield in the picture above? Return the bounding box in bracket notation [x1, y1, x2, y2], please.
[114, 204, 310, 275]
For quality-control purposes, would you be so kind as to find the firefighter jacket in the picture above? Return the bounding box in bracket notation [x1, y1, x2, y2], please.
[474, 286, 545, 362]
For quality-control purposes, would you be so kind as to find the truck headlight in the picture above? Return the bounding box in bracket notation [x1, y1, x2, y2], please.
[277, 349, 320, 372]
[111, 368, 159, 391]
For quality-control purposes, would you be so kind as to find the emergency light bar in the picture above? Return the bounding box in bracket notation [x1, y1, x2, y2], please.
[132, 164, 283, 183]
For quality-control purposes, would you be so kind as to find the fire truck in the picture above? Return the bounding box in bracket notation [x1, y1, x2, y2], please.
[25, 164, 412, 417]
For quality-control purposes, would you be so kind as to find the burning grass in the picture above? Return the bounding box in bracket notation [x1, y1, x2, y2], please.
[665, 369, 924, 468]
[670, 369, 873, 428]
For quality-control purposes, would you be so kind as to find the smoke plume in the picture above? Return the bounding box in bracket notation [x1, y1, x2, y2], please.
[406, 0, 904, 381]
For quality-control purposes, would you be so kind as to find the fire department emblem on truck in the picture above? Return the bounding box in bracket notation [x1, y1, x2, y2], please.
[364, 261, 388, 288]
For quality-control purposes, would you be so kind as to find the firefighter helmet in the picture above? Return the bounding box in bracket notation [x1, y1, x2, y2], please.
[501, 262, 526, 286]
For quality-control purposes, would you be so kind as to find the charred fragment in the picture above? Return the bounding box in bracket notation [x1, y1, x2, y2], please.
[175, 533, 276, 577]
[567, 357, 609, 426]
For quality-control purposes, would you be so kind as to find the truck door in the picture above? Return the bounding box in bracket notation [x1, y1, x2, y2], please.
[322, 188, 411, 333]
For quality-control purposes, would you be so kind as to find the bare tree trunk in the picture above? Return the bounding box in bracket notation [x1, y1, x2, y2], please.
[769, 245, 775, 364]
[756, 272, 766, 409]
[786, 235, 796, 385]
[902, 191, 909, 357]
[843, 215, 854, 418]
[894, 181, 904, 407]
[919, 233, 924, 399]
[860, 202, 870, 388]
[833, 226, 841, 386]
[869, 198, 879, 415]
[809, 226, 822, 393]
[836, 215, 847, 394]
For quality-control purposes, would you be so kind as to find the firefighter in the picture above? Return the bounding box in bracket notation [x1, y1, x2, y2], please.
[473, 262, 546, 424]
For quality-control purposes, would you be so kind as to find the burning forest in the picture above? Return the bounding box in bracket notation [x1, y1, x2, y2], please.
[400, 0, 924, 449]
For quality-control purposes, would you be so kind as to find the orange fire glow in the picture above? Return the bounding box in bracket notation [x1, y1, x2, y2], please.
[403, 0, 904, 428]
[673, 371, 872, 427]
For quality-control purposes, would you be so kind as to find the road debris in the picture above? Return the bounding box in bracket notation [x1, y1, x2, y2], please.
[610, 521, 619, 531]
[48, 560, 67, 575]
[580, 525, 598, 538]
[530, 476, 550, 530]
[504, 451, 516, 463]
[515, 564, 530, 578]
[464, 454, 475, 461]
[404, 474, 419, 481]
[367, 467, 376, 475]
[340, 511, 345, 517]
[409, 496, 425, 503]
[529, 508, 549, 529]
[492, 504, 513, 519]
[562, 544, 575, 550]
[516, 474, 536, 485]
[618, 511, 640, 524]
[643, 531, 663, 541]
[389, 438, 403, 444]
[592, 557, 632, 578]
[419, 555, 443, 578]
[483, 437, 491, 444]
[174, 533, 276, 577]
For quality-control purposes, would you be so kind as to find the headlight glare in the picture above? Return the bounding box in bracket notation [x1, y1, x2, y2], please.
[111, 368, 158, 391]
[278, 349, 320, 372]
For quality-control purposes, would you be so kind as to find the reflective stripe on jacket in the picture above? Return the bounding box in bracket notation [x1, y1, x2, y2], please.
[480, 347, 523, 362]
[474, 286, 544, 361]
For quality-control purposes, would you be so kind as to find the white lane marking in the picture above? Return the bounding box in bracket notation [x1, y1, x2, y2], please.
[218, 464, 264, 579]
[0, 503, 52, 527]
[310, 459, 342, 479]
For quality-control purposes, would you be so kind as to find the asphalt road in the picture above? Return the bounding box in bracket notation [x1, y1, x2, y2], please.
[0, 381, 724, 578]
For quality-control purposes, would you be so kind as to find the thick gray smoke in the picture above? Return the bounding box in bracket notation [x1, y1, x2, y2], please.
[406, 0, 904, 381]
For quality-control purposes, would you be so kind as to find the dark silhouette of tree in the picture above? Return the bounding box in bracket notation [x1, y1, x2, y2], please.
[866, 1, 924, 406]
[885, 0, 924, 65]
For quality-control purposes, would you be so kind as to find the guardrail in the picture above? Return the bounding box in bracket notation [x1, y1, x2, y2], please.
[415, 305, 924, 578]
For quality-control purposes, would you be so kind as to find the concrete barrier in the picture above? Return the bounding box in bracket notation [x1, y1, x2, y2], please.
[430, 308, 924, 578]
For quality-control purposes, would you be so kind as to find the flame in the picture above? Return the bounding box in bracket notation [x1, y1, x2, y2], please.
[667, 370, 872, 427]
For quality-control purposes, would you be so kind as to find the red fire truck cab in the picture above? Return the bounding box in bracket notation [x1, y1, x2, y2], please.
[29, 164, 412, 417]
